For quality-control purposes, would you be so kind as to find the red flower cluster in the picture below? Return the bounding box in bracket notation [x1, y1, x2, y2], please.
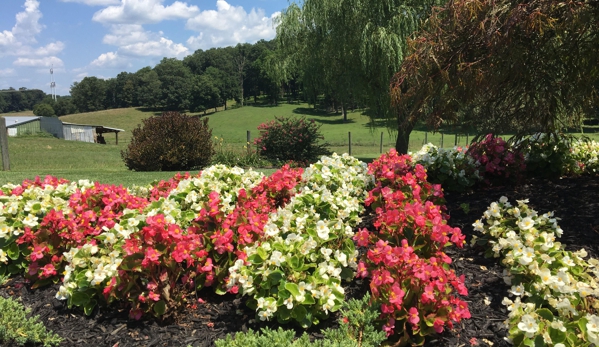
[356, 150, 470, 342]
[16, 179, 149, 288]
[467, 134, 525, 185]
[148, 172, 198, 201]
[192, 165, 304, 294]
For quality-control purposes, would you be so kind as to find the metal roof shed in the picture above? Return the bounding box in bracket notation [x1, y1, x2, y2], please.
[3, 116, 42, 136]
[61, 122, 125, 144]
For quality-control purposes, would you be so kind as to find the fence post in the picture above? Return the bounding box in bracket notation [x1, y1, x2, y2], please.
[246, 130, 251, 154]
[424, 131, 428, 144]
[380, 132, 384, 153]
[466, 133, 469, 146]
[455, 133, 458, 146]
[0, 118, 10, 171]
[441, 132, 444, 148]
[348, 132, 352, 156]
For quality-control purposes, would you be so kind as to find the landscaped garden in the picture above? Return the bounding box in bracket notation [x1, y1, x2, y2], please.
[1, 132, 598, 347]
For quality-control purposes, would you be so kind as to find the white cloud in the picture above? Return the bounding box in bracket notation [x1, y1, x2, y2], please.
[12, 0, 44, 44]
[59, 0, 120, 5]
[102, 24, 149, 46]
[13, 56, 64, 68]
[75, 72, 89, 79]
[34, 42, 66, 56]
[119, 37, 188, 57]
[186, 1, 279, 50]
[90, 51, 130, 68]
[93, 0, 199, 25]
[99, 24, 188, 58]
[0, 68, 16, 77]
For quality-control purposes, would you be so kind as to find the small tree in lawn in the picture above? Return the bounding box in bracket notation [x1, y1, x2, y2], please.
[254, 116, 331, 164]
[122, 111, 214, 171]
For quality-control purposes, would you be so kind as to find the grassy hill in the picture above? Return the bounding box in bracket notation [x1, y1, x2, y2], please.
[4, 103, 594, 187]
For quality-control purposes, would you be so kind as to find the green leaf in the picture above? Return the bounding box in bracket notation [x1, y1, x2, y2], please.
[7, 263, 20, 275]
[247, 254, 263, 265]
[548, 327, 566, 344]
[84, 299, 97, 316]
[70, 291, 90, 307]
[285, 283, 300, 297]
[257, 248, 268, 260]
[536, 308, 554, 321]
[153, 300, 166, 316]
[291, 304, 307, 321]
[268, 270, 284, 286]
[289, 256, 301, 270]
[7, 242, 19, 260]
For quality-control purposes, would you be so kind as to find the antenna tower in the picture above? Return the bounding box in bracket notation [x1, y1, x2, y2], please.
[50, 65, 56, 102]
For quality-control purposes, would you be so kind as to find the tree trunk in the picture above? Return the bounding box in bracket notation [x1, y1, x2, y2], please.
[341, 102, 347, 123]
[224, 101, 227, 110]
[395, 122, 415, 154]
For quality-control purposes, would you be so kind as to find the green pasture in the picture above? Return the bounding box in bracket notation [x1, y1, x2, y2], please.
[2, 103, 598, 187]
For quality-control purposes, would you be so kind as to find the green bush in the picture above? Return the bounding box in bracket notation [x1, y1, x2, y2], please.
[215, 293, 386, 347]
[254, 116, 331, 164]
[0, 296, 62, 347]
[122, 112, 214, 171]
[518, 133, 580, 179]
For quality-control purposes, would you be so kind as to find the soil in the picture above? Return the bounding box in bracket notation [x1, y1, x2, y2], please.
[1, 175, 598, 347]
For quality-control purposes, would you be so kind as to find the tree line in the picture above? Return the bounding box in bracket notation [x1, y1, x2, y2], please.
[69, 40, 295, 114]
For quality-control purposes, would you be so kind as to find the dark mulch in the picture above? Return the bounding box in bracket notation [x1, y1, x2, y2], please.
[1, 176, 598, 347]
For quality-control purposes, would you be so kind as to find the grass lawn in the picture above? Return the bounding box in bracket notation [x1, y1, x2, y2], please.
[2, 103, 598, 186]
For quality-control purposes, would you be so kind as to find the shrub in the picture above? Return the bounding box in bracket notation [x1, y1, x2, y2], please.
[254, 116, 331, 164]
[212, 136, 271, 168]
[214, 293, 386, 347]
[410, 143, 482, 192]
[0, 296, 62, 346]
[467, 134, 525, 186]
[518, 133, 580, 179]
[122, 112, 214, 171]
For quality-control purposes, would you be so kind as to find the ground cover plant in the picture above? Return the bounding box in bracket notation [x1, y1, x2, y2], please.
[0, 135, 598, 346]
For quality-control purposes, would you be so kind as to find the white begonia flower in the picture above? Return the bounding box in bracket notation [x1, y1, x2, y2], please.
[518, 217, 535, 230]
[316, 220, 330, 240]
[550, 320, 567, 332]
[321, 248, 333, 260]
[472, 220, 484, 232]
[517, 314, 539, 337]
[284, 297, 294, 310]
[269, 251, 285, 267]
[561, 255, 575, 267]
[0, 249, 7, 263]
[587, 315, 599, 333]
[518, 247, 535, 265]
[509, 284, 525, 296]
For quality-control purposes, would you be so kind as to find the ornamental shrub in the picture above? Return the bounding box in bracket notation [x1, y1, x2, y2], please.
[215, 293, 386, 347]
[0, 296, 62, 346]
[122, 112, 214, 171]
[518, 133, 580, 179]
[254, 116, 331, 164]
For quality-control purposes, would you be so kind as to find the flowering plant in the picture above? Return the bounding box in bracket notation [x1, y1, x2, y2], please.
[229, 154, 373, 327]
[356, 149, 470, 345]
[518, 133, 580, 179]
[472, 197, 599, 346]
[467, 134, 526, 185]
[571, 138, 599, 175]
[0, 177, 91, 285]
[410, 143, 482, 192]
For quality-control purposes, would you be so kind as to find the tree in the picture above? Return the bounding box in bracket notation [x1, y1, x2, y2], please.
[70, 77, 107, 113]
[134, 67, 162, 108]
[276, 0, 441, 122]
[390, 0, 599, 153]
[189, 70, 221, 114]
[154, 58, 193, 111]
[53, 97, 77, 116]
[33, 103, 55, 117]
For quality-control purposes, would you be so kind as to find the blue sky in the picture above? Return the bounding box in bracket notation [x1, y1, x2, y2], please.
[0, 0, 290, 96]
